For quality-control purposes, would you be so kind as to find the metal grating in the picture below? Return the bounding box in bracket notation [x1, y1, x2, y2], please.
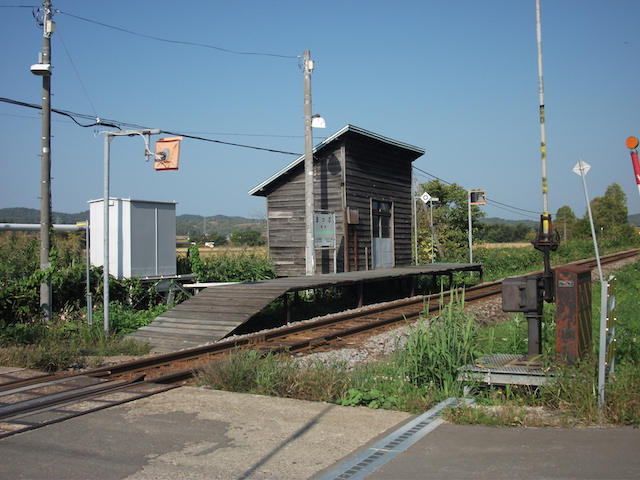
[458, 354, 550, 386]
[317, 397, 473, 480]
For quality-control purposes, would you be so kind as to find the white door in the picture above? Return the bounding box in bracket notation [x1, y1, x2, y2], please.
[372, 201, 393, 269]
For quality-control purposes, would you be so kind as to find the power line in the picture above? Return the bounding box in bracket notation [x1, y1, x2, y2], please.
[0, 97, 302, 156]
[55, 24, 98, 120]
[412, 165, 541, 219]
[57, 10, 298, 59]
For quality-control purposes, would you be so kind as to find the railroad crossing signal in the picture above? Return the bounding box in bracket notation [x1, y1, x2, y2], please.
[469, 190, 486, 205]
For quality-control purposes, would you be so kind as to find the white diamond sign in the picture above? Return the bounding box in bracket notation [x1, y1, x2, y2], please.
[420, 192, 431, 204]
[573, 160, 591, 176]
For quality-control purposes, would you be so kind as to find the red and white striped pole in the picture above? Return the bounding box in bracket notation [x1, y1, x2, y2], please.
[626, 136, 640, 201]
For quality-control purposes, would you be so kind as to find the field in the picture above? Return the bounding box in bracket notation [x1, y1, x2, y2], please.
[176, 245, 268, 258]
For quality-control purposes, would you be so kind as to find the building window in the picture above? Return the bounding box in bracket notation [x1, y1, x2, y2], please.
[372, 201, 391, 239]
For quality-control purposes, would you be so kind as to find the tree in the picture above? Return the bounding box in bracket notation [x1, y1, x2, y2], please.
[573, 183, 635, 240]
[555, 205, 577, 241]
[230, 229, 265, 247]
[477, 223, 534, 243]
[416, 180, 485, 263]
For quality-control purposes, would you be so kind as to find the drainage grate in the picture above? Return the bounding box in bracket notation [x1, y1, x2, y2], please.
[318, 397, 474, 480]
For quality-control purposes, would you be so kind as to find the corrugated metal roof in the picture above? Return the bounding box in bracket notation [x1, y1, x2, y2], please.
[248, 125, 424, 196]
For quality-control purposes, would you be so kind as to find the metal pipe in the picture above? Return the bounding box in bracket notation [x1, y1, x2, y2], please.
[103, 133, 111, 336]
[0, 223, 86, 231]
[85, 219, 92, 326]
[468, 191, 473, 263]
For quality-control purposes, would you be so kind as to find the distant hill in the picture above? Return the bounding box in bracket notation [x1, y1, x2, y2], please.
[176, 214, 264, 236]
[0, 207, 89, 224]
[3, 208, 636, 232]
[0, 208, 264, 235]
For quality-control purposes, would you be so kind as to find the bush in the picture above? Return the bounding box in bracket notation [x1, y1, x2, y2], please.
[185, 245, 276, 283]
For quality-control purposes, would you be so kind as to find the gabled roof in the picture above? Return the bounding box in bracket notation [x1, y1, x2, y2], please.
[249, 125, 424, 197]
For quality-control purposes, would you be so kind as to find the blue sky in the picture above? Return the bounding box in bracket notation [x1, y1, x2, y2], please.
[1, 0, 640, 222]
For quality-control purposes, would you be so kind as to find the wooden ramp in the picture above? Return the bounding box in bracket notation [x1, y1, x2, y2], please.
[127, 282, 291, 353]
[128, 263, 482, 353]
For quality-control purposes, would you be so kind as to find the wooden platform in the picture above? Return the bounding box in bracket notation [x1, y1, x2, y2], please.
[127, 263, 482, 353]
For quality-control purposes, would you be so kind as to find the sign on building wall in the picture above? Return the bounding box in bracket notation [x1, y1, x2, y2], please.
[314, 211, 335, 248]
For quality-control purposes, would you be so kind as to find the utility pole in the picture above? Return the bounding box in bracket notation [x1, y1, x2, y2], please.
[32, 2, 55, 322]
[303, 50, 315, 276]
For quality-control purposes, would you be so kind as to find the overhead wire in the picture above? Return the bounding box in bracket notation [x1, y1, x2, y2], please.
[56, 10, 298, 59]
[55, 24, 99, 121]
[0, 97, 301, 156]
[412, 165, 542, 220]
[5, 6, 308, 153]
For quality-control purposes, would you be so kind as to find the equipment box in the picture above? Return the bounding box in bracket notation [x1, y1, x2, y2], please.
[555, 265, 592, 362]
[89, 198, 176, 279]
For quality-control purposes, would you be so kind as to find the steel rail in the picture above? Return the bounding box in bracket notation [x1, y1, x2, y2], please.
[0, 375, 144, 421]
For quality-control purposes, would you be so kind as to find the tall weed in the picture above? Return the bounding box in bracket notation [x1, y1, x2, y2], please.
[403, 291, 479, 397]
[198, 348, 352, 402]
[605, 361, 640, 426]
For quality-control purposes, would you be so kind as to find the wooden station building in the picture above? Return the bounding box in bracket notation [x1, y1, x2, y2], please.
[249, 125, 425, 276]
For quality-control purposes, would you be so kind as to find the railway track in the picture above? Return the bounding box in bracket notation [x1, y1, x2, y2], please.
[0, 248, 637, 439]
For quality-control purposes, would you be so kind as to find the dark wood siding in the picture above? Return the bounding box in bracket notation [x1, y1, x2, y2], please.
[256, 127, 422, 276]
[265, 144, 346, 276]
[266, 172, 306, 277]
[343, 133, 414, 270]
